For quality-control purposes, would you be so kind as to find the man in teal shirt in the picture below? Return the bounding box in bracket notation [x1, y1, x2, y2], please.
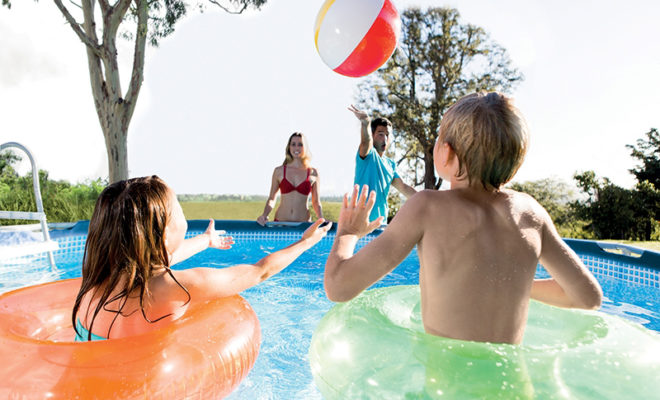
[349, 105, 417, 223]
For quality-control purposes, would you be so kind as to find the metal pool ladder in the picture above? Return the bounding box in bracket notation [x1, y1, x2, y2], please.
[0, 142, 57, 268]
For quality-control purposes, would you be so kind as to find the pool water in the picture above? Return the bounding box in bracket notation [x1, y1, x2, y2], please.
[2, 229, 659, 399]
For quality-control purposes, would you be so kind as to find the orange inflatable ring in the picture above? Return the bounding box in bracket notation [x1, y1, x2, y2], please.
[0, 278, 261, 399]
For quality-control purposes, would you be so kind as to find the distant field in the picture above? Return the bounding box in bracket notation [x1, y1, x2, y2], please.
[180, 201, 660, 253]
[180, 201, 342, 222]
[601, 240, 660, 253]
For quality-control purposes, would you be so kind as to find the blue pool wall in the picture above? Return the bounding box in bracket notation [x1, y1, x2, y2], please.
[44, 220, 660, 289]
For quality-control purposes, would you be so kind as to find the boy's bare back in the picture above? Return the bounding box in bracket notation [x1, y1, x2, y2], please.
[415, 188, 544, 343]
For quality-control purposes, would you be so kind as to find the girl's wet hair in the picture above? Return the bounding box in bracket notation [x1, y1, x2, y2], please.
[72, 175, 190, 340]
[283, 132, 312, 168]
[439, 92, 529, 190]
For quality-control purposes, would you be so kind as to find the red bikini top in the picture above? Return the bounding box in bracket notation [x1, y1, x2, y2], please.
[279, 165, 312, 195]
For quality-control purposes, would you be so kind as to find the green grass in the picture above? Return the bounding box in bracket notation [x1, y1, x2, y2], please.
[601, 240, 660, 253]
[180, 201, 342, 222]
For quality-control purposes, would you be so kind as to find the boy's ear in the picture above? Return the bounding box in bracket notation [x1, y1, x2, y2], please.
[440, 142, 456, 166]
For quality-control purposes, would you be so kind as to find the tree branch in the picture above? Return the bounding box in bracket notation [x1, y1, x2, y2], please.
[123, 0, 148, 119]
[109, 0, 132, 33]
[68, 0, 82, 10]
[53, 0, 101, 56]
[208, 0, 248, 14]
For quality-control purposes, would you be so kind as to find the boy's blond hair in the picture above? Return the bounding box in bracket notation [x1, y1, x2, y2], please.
[439, 92, 528, 190]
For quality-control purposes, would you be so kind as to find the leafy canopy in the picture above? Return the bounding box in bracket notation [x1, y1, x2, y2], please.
[357, 7, 523, 189]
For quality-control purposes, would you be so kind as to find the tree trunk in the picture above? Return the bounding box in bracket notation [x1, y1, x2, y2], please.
[423, 148, 438, 189]
[102, 120, 129, 183]
[56, 0, 144, 184]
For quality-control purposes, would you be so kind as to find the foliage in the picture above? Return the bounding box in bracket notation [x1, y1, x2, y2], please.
[0, 155, 106, 225]
[386, 191, 403, 223]
[2, 0, 267, 183]
[572, 171, 659, 241]
[0, 171, 106, 225]
[0, 150, 20, 176]
[626, 128, 660, 189]
[356, 7, 523, 189]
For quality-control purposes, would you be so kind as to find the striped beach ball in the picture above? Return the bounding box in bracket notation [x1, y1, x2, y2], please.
[314, 0, 401, 78]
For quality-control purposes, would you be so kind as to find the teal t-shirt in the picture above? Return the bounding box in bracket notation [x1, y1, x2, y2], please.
[354, 148, 400, 222]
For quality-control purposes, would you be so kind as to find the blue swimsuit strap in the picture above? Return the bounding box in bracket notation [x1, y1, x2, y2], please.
[75, 318, 107, 342]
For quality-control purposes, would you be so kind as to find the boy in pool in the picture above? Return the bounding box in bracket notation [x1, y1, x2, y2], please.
[324, 92, 603, 344]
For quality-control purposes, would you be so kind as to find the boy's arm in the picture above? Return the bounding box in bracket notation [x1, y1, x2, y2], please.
[531, 210, 603, 309]
[348, 105, 373, 158]
[324, 186, 424, 302]
[392, 177, 417, 198]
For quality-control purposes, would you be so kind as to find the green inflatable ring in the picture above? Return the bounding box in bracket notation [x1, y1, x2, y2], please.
[309, 285, 660, 399]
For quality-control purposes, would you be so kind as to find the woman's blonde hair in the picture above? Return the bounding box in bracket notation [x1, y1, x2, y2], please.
[72, 175, 189, 340]
[283, 132, 312, 168]
[439, 92, 529, 190]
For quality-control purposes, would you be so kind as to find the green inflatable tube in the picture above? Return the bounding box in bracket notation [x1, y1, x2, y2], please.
[309, 285, 660, 399]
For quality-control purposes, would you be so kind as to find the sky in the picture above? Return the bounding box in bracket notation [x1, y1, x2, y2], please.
[1, 0, 659, 196]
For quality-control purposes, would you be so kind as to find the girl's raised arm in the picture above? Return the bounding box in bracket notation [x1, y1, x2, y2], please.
[187, 219, 332, 299]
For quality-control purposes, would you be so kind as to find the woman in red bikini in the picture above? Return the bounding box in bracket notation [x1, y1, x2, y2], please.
[257, 132, 323, 225]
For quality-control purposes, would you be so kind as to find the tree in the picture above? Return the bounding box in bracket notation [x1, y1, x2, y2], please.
[572, 171, 659, 241]
[3, 0, 266, 183]
[0, 150, 20, 176]
[627, 127, 660, 189]
[509, 178, 574, 224]
[356, 7, 523, 189]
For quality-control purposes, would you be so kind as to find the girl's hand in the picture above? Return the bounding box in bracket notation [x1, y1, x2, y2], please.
[205, 219, 234, 250]
[257, 214, 269, 226]
[337, 185, 383, 237]
[302, 218, 333, 246]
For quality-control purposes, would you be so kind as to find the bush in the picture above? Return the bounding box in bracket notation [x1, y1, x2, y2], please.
[0, 167, 105, 225]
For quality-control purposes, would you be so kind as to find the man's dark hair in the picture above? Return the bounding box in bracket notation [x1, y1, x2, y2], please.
[370, 117, 392, 134]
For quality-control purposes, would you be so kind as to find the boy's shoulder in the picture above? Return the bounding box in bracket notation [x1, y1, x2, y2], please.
[501, 188, 546, 210]
[409, 188, 548, 217]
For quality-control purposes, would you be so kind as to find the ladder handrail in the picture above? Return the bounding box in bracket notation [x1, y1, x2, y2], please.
[0, 142, 56, 268]
[1, 142, 45, 215]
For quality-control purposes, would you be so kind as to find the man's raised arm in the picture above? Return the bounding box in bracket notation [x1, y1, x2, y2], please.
[348, 105, 372, 158]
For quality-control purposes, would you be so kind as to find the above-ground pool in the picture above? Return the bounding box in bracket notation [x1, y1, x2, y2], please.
[1, 220, 659, 399]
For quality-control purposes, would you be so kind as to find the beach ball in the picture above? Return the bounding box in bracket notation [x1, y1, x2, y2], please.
[314, 0, 401, 78]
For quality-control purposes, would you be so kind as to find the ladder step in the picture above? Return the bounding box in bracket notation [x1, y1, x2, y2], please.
[0, 211, 47, 221]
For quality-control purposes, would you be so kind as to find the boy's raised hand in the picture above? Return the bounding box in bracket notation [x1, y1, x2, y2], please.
[338, 185, 383, 237]
[206, 219, 235, 250]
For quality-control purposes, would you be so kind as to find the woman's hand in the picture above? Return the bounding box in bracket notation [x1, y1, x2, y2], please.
[257, 214, 269, 226]
[337, 185, 383, 237]
[302, 218, 333, 246]
[205, 219, 234, 250]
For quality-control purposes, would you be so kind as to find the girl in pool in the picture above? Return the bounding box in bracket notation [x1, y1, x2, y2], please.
[72, 175, 331, 341]
[257, 132, 323, 225]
